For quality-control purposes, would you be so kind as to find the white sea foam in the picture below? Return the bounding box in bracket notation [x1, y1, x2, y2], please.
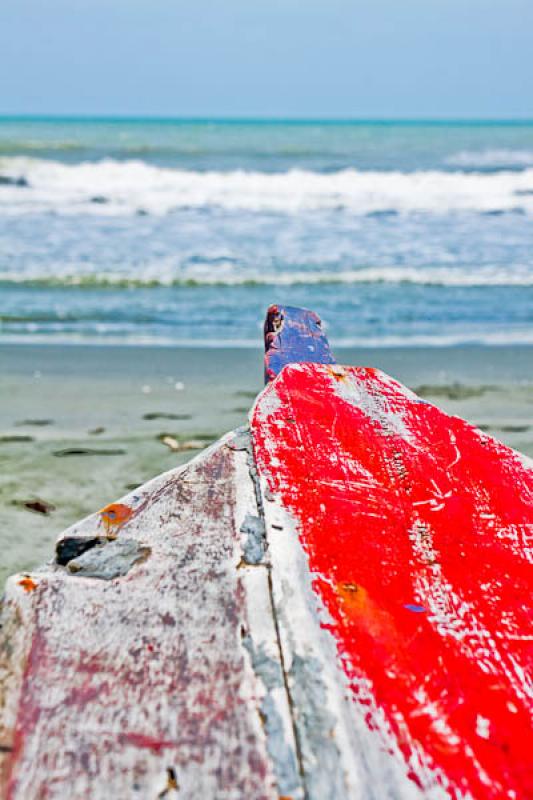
[1, 157, 533, 216]
[2, 329, 533, 349]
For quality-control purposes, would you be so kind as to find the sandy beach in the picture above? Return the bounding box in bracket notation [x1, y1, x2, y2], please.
[1, 341, 532, 589]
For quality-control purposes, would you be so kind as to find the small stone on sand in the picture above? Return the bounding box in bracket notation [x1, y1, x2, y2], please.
[53, 447, 126, 457]
[180, 439, 207, 451]
[158, 434, 207, 452]
[142, 412, 191, 421]
[15, 419, 53, 427]
[15, 498, 56, 515]
[161, 435, 180, 452]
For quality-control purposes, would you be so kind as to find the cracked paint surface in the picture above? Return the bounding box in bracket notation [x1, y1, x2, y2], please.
[251, 362, 533, 800]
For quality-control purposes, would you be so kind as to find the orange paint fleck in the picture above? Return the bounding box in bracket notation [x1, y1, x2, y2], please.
[335, 581, 400, 642]
[100, 502, 133, 533]
[18, 576, 37, 592]
[327, 365, 349, 382]
[337, 581, 367, 613]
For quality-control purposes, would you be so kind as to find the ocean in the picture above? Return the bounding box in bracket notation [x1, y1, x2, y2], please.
[1, 117, 532, 347]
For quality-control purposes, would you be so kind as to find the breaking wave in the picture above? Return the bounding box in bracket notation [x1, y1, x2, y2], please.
[2, 329, 533, 349]
[1, 157, 533, 216]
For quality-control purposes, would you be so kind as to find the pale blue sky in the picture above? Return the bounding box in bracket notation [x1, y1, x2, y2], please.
[1, 0, 532, 118]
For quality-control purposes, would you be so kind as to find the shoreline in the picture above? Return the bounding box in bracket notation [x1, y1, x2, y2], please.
[2, 340, 533, 382]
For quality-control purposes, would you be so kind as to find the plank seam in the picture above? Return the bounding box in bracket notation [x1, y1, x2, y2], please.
[235, 427, 309, 799]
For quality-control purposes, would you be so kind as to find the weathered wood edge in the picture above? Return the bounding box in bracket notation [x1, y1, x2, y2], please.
[0, 431, 306, 799]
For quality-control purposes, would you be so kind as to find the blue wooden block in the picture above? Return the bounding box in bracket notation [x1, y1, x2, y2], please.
[263, 304, 336, 383]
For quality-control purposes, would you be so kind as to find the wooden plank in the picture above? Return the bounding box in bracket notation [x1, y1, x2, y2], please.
[251, 362, 533, 800]
[264, 304, 335, 383]
[0, 433, 303, 799]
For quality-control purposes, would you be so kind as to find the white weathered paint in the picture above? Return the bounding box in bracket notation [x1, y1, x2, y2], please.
[0, 435, 288, 799]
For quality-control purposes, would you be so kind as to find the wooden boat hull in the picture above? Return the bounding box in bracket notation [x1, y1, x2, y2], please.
[1, 305, 531, 799]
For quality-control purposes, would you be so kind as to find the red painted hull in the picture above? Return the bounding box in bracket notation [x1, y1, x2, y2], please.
[252, 363, 533, 799]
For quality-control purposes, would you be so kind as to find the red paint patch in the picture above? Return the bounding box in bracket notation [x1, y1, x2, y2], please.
[252, 363, 533, 799]
[119, 732, 175, 753]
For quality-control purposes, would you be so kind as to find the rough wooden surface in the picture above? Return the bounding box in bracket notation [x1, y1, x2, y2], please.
[2, 301, 532, 799]
[251, 362, 533, 800]
[0, 433, 303, 800]
[263, 304, 335, 383]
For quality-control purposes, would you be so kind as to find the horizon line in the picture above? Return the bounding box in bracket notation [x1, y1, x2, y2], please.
[0, 113, 532, 125]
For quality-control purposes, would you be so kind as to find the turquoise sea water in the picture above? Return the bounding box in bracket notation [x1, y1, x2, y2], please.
[1, 118, 532, 346]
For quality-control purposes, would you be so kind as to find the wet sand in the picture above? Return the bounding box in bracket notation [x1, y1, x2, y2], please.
[1, 343, 532, 587]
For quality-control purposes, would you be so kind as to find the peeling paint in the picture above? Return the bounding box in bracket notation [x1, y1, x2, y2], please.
[16, 577, 38, 593]
[0, 436, 281, 799]
[234, 437, 304, 800]
[263, 305, 335, 384]
[240, 513, 267, 565]
[242, 636, 301, 796]
[66, 538, 151, 580]
[55, 535, 107, 566]
[99, 502, 134, 534]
